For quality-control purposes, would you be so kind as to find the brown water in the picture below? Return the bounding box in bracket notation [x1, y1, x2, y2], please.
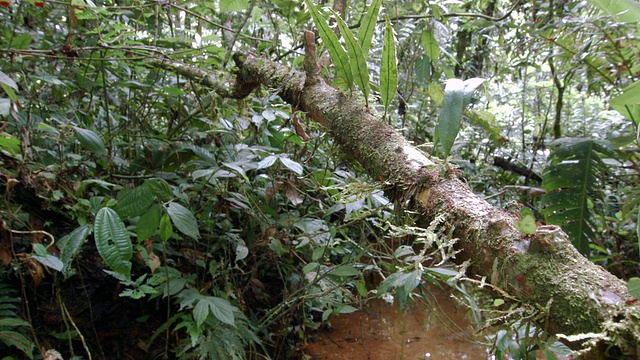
[303, 286, 490, 360]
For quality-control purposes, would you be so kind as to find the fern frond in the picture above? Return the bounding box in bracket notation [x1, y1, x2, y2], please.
[539, 138, 615, 254]
[0, 284, 35, 359]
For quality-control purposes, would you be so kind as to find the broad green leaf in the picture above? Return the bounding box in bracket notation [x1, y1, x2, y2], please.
[0, 83, 19, 104]
[425, 267, 459, 278]
[220, 0, 249, 12]
[587, 0, 640, 24]
[330, 264, 360, 277]
[74, 126, 106, 154]
[194, 296, 236, 327]
[114, 184, 155, 218]
[165, 202, 200, 239]
[0, 133, 21, 156]
[32, 243, 64, 272]
[428, 82, 444, 105]
[94, 207, 132, 277]
[467, 110, 504, 144]
[235, 242, 249, 261]
[434, 78, 485, 158]
[161, 86, 185, 95]
[334, 11, 371, 106]
[335, 304, 358, 314]
[0, 71, 18, 90]
[322, 308, 332, 322]
[312, 247, 325, 262]
[356, 0, 381, 57]
[394, 245, 415, 258]
[145, 178, 174, 200]
[378, 270, 420, 296]
[159, 214, 173, 242]
[280, 156, 304, 175]
[306, 0, 353, 90]
[57, 224, 92, 274]
[193, 297, 209, 327]
[208, 297, 236, 327]
[257, 155, 278, 170]
[303, 262, 320, 274]
[354, 279, 368, 297]
[421, 30, 440, 62]
[628, 277, 640, 299]
[137, 204, 162, 241]
[514, 207, 537, 235]
[414, 55, 431, 82]
[611, 81, 640, 125]
[269, 237, 287, 257]
[380, 17, 398, 116]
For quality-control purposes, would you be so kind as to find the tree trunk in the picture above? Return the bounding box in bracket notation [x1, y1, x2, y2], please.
[151, 51, 640, 358]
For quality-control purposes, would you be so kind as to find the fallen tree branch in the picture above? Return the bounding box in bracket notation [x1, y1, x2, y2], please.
[493, 156, 543, 182]
[150, 46, 640, 358]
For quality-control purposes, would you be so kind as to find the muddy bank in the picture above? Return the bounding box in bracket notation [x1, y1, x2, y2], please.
[303, 286, 489, 360]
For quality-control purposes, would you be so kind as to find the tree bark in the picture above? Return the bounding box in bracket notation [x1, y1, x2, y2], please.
[151, 53, 640, 358]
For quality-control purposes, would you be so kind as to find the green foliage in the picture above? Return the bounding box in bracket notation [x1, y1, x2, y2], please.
[380, 17, 398, 118]
[491, 324, 573, 360]
[306, 0, 353, 90]
[306, 0, 380, 106]
[611, 81, 640, 128]
[628, 277, 640, 299]
[421, 29, 440, 63]
[165, 202, 200, 240]
[587, 0, 640, 24]
[356, 0, 382, 58]
[74, 127, 106, 154]
[333, 11, 371, 106]
[178, 289, 236, 327]
[0, 285, 34, 359]
[540, 138, 616, 254]
[57, 225, 92, 278]
[0, 70, 19, 105]
[220, 0, 250, 13]
[176, 313, 260, 360]
[433, 78, 485, 159]
[94, 207, 133, 277]
[515, 207, 537, 235]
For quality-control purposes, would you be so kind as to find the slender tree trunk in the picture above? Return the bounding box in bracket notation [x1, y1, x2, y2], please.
[150, 50, 640, 358]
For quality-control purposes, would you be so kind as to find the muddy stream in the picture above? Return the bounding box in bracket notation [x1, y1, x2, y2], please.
[303, 285, 490, 360]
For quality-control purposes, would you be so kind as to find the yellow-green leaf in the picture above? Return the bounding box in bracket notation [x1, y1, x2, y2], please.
[515, 207, 537, 235]
[334, 11, 371, 105]
[306, 0, 353, 90]
[421, 30, 440, 62]
[356, 0, 382, 57]
[380, 17, 398, 116]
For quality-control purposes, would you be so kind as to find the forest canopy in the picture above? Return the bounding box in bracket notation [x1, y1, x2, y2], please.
[0, 0, 639, 359]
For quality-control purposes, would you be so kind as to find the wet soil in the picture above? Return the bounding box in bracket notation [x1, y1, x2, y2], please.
[303, 286, 489, 360]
